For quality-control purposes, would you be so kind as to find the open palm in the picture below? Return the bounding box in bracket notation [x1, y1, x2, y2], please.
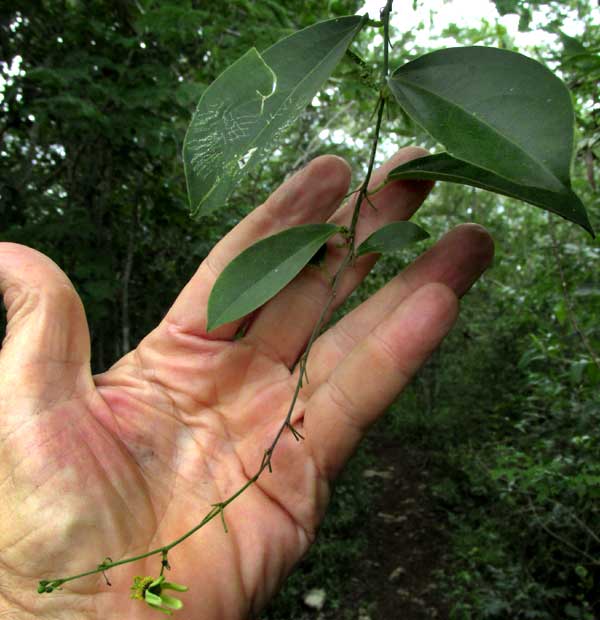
[0, 149, 493, 619]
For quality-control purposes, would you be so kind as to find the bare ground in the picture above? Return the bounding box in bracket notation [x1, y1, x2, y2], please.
[326, 436, 451, 620]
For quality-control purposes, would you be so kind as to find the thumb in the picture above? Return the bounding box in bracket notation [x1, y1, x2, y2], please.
[0, 243, 93, 403]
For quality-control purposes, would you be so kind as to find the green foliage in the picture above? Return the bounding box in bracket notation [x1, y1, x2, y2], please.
[198, 17, 591, 337]
[183, 16, 364, 215]
[376, 27, 600, 597]
[382, 179, 599, 617]
[387, 47, 592, 233]
[396, 15, 600, 614]
[207, 223, 340, 331]
[372, 29, 599, 618]
[434, 414, 600, 619]
[493, 0, 521, 15]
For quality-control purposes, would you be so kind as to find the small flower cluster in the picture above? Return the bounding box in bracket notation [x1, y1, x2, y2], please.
[37, 579, 64, 593]
[130, 575, 188, 615]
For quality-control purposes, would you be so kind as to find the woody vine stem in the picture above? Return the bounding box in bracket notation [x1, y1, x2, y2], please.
[37, 0, 394, 598]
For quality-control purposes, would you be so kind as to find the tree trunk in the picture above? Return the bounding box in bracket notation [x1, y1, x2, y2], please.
[121, 202, 139, 356]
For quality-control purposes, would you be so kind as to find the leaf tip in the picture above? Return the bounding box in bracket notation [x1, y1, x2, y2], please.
[205, 312, 220, 334]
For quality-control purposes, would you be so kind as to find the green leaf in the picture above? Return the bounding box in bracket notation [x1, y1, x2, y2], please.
[492, 0, 519, 16]
[387, 153, 592, 233]
[558, 31, 587, 57]
[356, 221, 429, 256]
[207, 224, 340, 331]
[564, 603, 582, 618]
[183, 15, 363, 216]
[518, 9, 532, 32]
[387, 47, 593, 235]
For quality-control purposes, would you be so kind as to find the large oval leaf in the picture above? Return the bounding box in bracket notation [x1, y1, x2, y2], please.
[388, 47, 593, 234]
[207, 224, 340, 332]
[356, 221, 429, 256]
[184, 16, 363, 216]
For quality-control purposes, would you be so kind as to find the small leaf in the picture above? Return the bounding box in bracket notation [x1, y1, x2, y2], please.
[184, 16, 363, 216]
[207, 224, 340, 331]
[564, 603, 582, 618]
[387, 47, 593, 235]
[518, 9, 532, 32]
[558, 31, 587, 57]
[387, 153, 592, 234]
[492, 0, 519, 16]
[356, 221, 429, 256]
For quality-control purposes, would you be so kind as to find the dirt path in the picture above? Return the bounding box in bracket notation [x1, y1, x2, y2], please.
[333, 436, 451, 619]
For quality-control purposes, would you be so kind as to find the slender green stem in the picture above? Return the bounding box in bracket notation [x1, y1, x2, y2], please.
[382, 0, 392, 83]
[351, 96, 385, 245]
[39, 0, 395, 594]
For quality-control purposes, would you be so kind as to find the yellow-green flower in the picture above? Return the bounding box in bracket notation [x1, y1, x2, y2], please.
[131, 575, 188, 615]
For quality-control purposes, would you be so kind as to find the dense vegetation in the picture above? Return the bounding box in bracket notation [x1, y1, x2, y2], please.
[1, 1, 598, 618]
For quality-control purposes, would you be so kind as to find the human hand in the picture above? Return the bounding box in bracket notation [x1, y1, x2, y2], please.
[0, 148, 493, 619]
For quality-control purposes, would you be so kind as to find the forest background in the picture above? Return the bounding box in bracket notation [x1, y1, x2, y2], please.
[0, 0, 598, 618]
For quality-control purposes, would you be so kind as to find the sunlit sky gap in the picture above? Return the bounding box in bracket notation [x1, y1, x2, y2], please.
[361, 0, 587, 49]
